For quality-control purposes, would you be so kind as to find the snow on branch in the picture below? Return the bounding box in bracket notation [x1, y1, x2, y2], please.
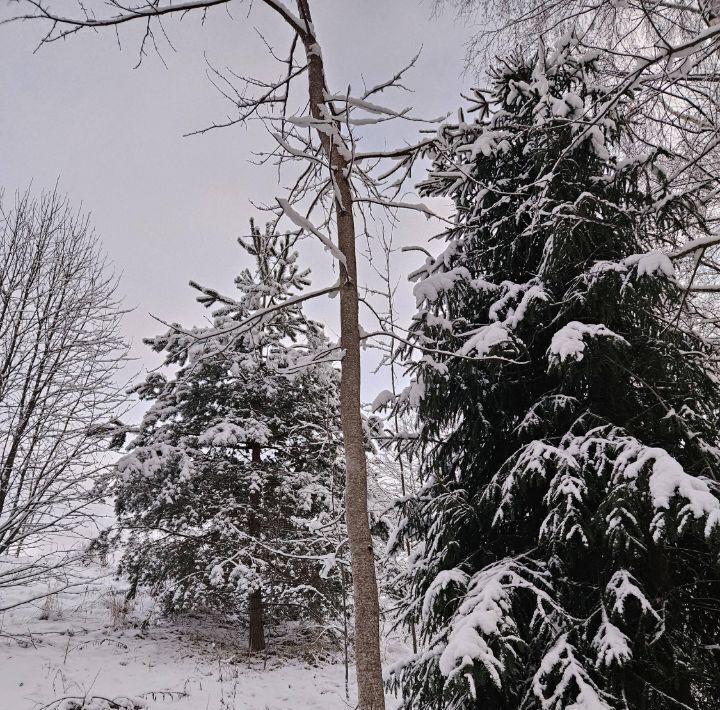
[198, 419, 272, 447]
[622, 251, 675, 278]
[421, 568, 470, 623]
[361, 328, 529, 365]
[670, 233, 720, 260]
[618, 445, 720, 539]
[548, 322, 629, 364]
[605, 570, 661, 625]
[456, 323, 513, 358]
[413, 266, 471, 306]
[258, 0, 314, 36]
[592, 610, 632, 670]
[532, 635, 611, 710]
[276, 198, 347, 266]
[434, 559, 559, 695]
[353, 197, 438, 219]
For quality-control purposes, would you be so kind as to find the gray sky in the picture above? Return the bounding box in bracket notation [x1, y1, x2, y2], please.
[0, 1, 478, 398]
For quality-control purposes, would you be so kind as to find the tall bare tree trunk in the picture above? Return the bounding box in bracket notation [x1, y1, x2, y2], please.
[248, 442, 266, 653]
[296, 2, 386, 707]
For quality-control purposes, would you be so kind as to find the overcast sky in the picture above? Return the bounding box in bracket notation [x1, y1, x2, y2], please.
[0, 0, 480, 398]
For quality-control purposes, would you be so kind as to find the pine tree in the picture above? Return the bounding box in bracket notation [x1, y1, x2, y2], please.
[389, 39, 720, 709]
[115, 223, 346, 652]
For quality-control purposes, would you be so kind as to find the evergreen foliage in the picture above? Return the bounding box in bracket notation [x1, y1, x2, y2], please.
[115, 224, 346, 642]
[390, 39, 720, 709]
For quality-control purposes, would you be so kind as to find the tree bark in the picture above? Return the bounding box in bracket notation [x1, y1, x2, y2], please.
[248, 587, 266, 653]
[248, 442, 266, 653]
[295, 2, 386, 707]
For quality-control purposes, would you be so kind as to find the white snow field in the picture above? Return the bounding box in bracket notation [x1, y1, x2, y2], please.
[0, 567, 404, 709]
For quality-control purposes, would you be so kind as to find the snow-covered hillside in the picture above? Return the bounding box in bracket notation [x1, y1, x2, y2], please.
[1, 571, 403, 709]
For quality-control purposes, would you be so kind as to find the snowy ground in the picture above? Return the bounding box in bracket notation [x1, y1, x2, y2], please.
[0, 569, 405, 709]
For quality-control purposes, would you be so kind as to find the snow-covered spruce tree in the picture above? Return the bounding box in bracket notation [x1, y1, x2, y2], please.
[115, 223, 346, 652]
[389, 42, 720, 709]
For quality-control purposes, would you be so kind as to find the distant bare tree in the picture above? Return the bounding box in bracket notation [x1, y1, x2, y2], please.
[0, 188, 127, 583]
